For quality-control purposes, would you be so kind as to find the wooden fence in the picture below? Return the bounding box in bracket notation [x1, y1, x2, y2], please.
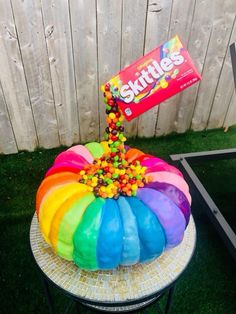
[0, 0, 236, 154]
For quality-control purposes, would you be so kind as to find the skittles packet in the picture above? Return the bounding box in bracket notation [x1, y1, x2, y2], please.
[102, 35, 201, 121]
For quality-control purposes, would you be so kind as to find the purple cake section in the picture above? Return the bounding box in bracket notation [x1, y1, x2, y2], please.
[145, 182, 191, 226]
[137, 188, 186, 249]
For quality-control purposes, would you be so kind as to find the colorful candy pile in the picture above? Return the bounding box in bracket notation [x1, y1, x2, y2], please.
[76, 83, 150, 199]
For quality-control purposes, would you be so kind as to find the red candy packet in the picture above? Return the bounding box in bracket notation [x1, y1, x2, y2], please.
[102, 35, 201, 121]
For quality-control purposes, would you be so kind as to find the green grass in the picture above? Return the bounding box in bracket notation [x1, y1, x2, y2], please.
[0, 127, 236, 313]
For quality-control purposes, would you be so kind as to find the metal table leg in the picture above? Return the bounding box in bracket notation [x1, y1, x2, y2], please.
[42, 277, 54, 314]
[165, 284, 176, 314]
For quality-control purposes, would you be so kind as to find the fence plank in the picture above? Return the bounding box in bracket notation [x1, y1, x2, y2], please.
[138, 0, 172, 137]
[11, 0, 59, 149]
[41, 0, 79, 146]
[97, 0, 122, 139]
[0, 1, 38, 151]
[224, 91, 236, 127]
[155, 0, 195, 136]
[207, 18, 236, 129]
[121, 0, 147, 137]
[0, 82, 18, 154]
[174, 0, 214, 133]
[70, 0, 99, 143]
[191, 0, 236, 131]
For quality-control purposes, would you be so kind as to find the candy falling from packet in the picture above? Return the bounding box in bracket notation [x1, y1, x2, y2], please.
[77, 35, 201, 199]
[76, 83, 151, 199]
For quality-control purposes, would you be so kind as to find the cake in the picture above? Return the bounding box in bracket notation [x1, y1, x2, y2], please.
[36, 83, 191, 270]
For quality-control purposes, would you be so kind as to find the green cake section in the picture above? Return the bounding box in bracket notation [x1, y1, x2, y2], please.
[85, 142, 105, 159]
[73, 198, 105, 270]
[57, 192, 95, 260]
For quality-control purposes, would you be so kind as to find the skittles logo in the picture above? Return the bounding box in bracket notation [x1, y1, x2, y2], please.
[120, 51, 184, 104]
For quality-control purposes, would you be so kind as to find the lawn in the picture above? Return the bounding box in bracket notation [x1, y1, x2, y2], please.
[0, 128, 236, 313]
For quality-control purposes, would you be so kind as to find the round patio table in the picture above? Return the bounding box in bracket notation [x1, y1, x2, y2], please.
[30, 214, 196, 313]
